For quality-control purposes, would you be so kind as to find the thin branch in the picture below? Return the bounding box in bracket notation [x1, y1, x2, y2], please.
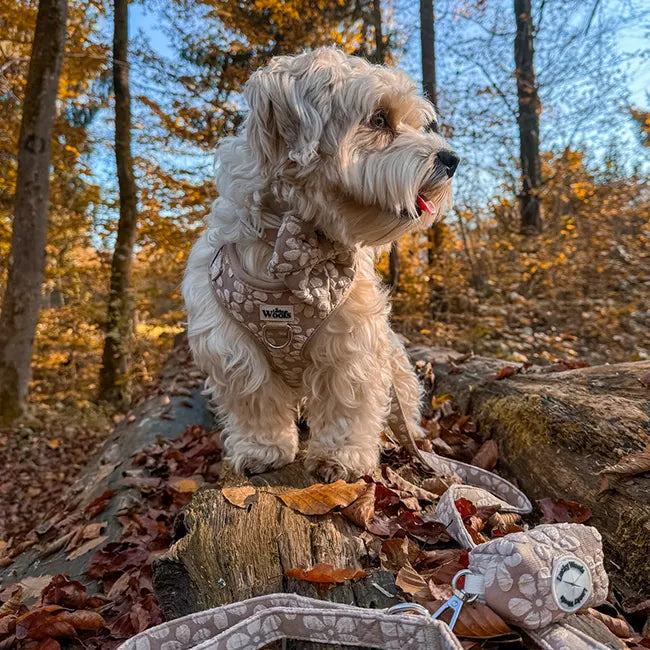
[584, 0, 603, 35]
[448, 45, 518, 118]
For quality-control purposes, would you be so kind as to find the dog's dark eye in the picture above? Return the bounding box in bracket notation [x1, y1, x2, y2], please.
[370, 110, 389, 129]
[425, 119, 439, 134]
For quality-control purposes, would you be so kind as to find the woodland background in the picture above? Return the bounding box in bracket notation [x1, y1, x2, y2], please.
[0, 0, 649, 545]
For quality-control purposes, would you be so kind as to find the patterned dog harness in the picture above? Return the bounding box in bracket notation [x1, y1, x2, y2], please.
[210, 215, 356, 387]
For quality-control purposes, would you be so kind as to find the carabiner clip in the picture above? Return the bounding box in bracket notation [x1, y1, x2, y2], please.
[431, 569, 478, 631]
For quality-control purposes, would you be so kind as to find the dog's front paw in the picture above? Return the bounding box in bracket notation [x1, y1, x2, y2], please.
[227, 439, 297, 475]
[305, 446, 379, 483]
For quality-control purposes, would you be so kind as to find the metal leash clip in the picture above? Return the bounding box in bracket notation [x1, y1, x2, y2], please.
[386, 570, 478, 632]
[430, 570, 478, 631]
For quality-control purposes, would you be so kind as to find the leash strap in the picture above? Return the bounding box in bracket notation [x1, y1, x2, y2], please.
[117, 593, 464, 650]
[387, 384, 532, 516]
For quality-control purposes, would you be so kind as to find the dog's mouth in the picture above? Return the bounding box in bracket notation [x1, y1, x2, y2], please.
[399, 193, 438, 221]
[416, 194, 436, 217]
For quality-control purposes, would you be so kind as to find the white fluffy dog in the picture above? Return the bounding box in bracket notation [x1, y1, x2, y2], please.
[182, 47, 458, 482]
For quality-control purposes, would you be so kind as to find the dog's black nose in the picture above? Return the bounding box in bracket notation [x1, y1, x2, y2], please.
[436, 150, 460, 177]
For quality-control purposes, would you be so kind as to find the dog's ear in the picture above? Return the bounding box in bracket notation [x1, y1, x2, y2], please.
[244, 53, 334, 175]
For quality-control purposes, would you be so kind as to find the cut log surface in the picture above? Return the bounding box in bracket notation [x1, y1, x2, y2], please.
[410, 346, 650, 602]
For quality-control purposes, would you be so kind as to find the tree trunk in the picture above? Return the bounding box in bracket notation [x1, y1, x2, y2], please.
[0, 0, 68, 426]
[98, 0, 139, 406]
[420, 0, 437, 106]
[419, 0, 445, 270]
[513, 0, 542, 234]
[369, 0, 400, 293]
[371, 0, 385, 64]
[153, 466, 401, 629]
[410, 346, 650, 604]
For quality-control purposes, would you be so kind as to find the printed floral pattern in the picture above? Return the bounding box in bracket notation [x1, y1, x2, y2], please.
[467, 523, 608, 630]
[211, 215, 355, 387]
[117, 593, 463, 650]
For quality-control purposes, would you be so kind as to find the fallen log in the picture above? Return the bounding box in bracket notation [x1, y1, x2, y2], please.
[153, 346, 650, 631]
[2, 340, 647, 648]
[0, 343, 212, 588]
[409, 346, 650, 605]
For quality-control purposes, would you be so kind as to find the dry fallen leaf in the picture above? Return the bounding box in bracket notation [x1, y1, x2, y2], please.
[395, 565, 431, 599]
[18, 576, 55, 601]
[66, 535, 108, 561]
[383, 466, 438, 503]
[286, 563, 367, 584]
[488, 365, 520, 381]
[222, 486, 257, 508]
[340, 483, 376, 528]
[379, 537, 422, 573]
[278, 480, 367, 515]
[427, 598, 512, 639]
[471, 440, 498, 471]
[431, 393, 453, 409]
[169, 478, 201, 493]
[538, 497, 592, 524]
[599, 446, 650, 492]
[421, 474, 463, 496]
[585, 608, 634, 638]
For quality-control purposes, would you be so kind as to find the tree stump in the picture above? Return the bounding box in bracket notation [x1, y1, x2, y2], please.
[153, 463, 400, 650]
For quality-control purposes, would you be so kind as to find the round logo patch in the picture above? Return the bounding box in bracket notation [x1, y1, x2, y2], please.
[551, 555, 592, 612]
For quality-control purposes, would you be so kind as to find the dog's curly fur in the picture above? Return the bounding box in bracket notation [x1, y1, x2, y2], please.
[182, 48, 456, 482]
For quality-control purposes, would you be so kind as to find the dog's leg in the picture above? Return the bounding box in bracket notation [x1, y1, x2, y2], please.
[217, 373, 299, 475]
[303, 275, 393, 482]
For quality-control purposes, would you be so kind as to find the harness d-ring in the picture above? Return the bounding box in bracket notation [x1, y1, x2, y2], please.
[261, 323, 294, 349]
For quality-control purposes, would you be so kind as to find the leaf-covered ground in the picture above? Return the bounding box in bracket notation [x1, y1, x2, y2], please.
[1, 358, 649, 649]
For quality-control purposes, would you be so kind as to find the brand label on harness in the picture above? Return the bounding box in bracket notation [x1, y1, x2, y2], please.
[259, 305, 295, 322]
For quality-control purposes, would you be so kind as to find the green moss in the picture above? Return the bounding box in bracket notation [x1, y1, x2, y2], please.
[478, 395, 552, 449]
[611, 509, 650, 589]
[478, 394, 591, 450]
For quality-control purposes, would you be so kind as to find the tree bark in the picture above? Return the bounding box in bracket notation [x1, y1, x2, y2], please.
[370, 0, 385, 64]
[513, 0, 543, 234]
[420, 0, 437, 106]
[410, 346, 650, 603]
[98, 0, 139, 406]
[419, 0, 445, 270]
[0, 0, 68, 426]
[369, 0, 400, 293]
[153, 464, 401, 650]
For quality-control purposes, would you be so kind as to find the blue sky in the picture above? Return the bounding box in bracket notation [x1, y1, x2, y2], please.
[87, 0, 648, 218]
